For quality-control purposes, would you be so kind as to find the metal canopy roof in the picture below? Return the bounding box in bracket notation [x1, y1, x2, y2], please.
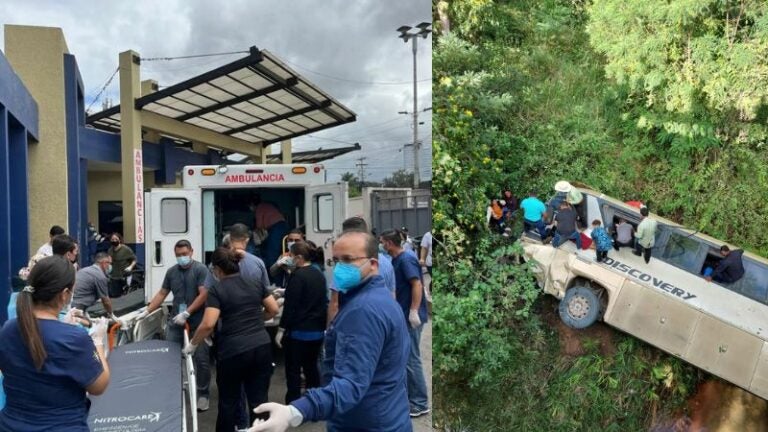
[264, 143, 361, 164]
[86, 46, 356, 147]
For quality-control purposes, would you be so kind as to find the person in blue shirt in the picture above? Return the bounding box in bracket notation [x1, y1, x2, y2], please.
[520, 191, 549, 238]
[0, 255, 110, 431]
[381, 229, 430, 418]
[248, 231, 411, 432]
[590, 219, 613, 262]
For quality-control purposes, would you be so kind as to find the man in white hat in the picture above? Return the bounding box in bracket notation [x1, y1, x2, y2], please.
[554, 181, 584, 228]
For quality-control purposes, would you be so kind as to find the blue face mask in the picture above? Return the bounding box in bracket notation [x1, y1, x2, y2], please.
[106, 264, 113, 275]
[333, 261, 368, 293]
[177, 256, 192, 267]
[378, 244, 388, 255]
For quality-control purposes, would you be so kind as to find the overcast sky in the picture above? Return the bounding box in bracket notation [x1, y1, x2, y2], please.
[0, 0, 432, 182]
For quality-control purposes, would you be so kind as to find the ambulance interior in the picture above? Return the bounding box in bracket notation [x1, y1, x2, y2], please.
[201, 187, 305, 265]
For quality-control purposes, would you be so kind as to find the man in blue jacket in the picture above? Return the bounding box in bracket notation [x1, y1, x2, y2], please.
[248, 231, 411, 432]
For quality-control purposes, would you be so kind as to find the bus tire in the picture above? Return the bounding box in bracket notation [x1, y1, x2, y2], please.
[559, 286, 600, 329]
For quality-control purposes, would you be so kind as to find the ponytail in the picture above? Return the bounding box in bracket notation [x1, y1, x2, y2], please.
[16, 287, 46, 370]
[17, 255, 75, 370]
[296, 241, 325, 267]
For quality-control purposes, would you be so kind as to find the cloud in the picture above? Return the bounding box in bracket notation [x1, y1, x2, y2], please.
[0, 0, 431, 181]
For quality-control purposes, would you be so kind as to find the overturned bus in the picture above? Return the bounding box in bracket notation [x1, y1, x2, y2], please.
[521, 185, 768, 400]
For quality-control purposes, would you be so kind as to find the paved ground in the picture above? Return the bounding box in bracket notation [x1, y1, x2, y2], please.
[196, 321, 432, 431]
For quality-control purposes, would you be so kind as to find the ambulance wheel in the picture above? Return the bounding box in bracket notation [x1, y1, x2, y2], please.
[559, 286, 600, 329]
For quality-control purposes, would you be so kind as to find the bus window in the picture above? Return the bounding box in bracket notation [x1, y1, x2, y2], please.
[661, 233, 705, 273]
[701, 251, 723, 276]
[732, 260, 768, 304]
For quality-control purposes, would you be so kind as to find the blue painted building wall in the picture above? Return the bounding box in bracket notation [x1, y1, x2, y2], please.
[0, 50, 38, 324]
[1, 47, 227, 325]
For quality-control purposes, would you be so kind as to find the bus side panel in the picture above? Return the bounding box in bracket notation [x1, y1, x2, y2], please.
[749, 342, 768, 400]
[606, 280, 662, 342]
[685, 314, 762, 389]
[605, 279, 700, 356]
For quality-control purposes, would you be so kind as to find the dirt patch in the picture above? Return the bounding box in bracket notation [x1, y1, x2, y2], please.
[651, 380, 768, 432]
[540, 296, 616, 357]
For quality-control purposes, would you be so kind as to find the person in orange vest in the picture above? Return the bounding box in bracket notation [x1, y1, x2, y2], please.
[486, 199, 505, 233]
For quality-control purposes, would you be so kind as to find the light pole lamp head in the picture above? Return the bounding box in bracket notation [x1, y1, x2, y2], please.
[397, 25, 413, 42]
[417, 22, 432, 38]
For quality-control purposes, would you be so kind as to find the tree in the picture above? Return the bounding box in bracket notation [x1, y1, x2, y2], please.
[340, 172, 357, 183]
[382, 170, 415, 188]
[587, 0, 768, 147]
[340, 171, 362, 197]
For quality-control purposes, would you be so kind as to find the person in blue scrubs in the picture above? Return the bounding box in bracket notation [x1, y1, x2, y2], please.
[248, 231, 411, 432]
[0, 256, 110, 431]
[381, 230, 430, 418]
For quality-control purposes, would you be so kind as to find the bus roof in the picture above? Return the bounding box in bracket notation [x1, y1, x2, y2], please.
[575, 185, 768, 266]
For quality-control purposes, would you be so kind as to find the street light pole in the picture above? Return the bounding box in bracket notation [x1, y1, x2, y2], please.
[398, 22, 431, 189]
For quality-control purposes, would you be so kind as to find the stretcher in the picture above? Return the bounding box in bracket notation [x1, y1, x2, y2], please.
[87, 318, 197, 432]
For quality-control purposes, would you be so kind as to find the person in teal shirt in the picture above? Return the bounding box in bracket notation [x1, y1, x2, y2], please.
[520, 191, 548, 237]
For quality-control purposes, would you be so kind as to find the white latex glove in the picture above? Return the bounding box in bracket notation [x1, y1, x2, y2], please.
[273, 288, 286, 298]
[276, 297, 285, 307]
[277, 256, 291, 267]
[182, 342, 197, 356]
[124, 266, 132, 273]
[248, 403, 303, 431]
[409, 309, 421, 329]
[135, 309, 149, 320]
[62, 308, 85, 325]
[173, 311, 190, 326]
[275, 328, 285, 349]
[117, 317, 131, 329]
[89, 317, 109, 348]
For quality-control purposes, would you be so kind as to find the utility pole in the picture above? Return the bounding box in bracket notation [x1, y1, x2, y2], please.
[402, 143, 413, 171]
[355, 157, 368, 191]
[397, 22, 431, 189]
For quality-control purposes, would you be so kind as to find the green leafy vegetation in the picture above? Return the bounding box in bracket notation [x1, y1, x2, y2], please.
[430, 0, 768, 429]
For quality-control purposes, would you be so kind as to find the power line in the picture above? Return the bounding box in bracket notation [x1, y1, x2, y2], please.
[140, 50, 249, 62]
[280, 57, 431, 86]
[310, 116, 407, 141]
[85, 66, 119, 114]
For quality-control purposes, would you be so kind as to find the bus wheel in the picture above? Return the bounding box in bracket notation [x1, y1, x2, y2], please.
[559, 286, 600, 329]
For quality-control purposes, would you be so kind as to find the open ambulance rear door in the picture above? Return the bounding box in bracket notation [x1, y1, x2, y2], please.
[144, 189, 202, 304]
[305, 182, 348, 279]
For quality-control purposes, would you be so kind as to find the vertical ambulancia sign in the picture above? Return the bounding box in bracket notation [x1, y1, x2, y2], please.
[134, 149, 144, 243]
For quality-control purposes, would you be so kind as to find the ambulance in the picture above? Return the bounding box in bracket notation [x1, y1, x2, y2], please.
[143, 163, 347, 303]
